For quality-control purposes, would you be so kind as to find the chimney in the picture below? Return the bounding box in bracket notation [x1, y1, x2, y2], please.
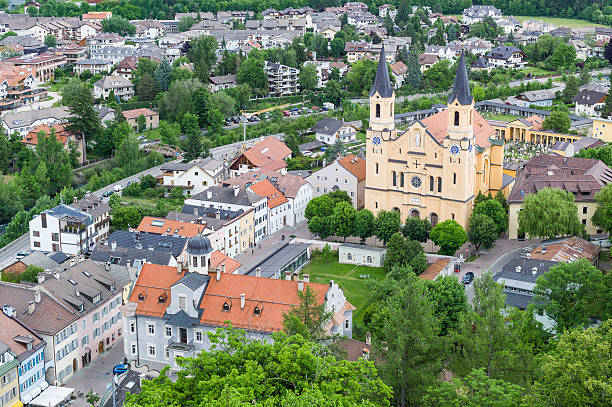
[541, 245, 547, 254]
[37, 274, 45, 284]
[53, 272, 60, 280]
[302, 274, 309, 283]
[194, 208, 198, 216]
[105, 262, 111, 271]
[215, 211, 221, 219]
[233, 185, 240, 197]
[298, 279, 304, 292]
[531, 267, 538, 275]
[256, 267, 261, 277]
[216, 267, 221, 281]
[240, 293, 245, 309]
[34, 287, 41, 303]
[285, 271, 291, 280]
[176, 263, 182, 274]
[126, 260, 131, 269]
[206, 190, 212, 199]
[75, 289, 80, 297]
[111, 241, 117, 251]
[292, 273, 298, 281]
[222, 264, 226, 274]
[365, 332, 371, 346]
[73, 197, 78, 204]
[28, 301, 35, 315]
[525, 252, 531, 259]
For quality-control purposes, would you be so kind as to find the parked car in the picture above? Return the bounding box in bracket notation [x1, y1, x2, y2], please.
[282, 110, 290, 116]
[461, 272, 474, 285]
[113, 184, 124, 192]
[15, 251, 31, 261]
[103, 190, 114, 197]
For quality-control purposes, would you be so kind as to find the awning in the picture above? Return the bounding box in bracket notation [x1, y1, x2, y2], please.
[29, 386, 74, 407]
[9, 401, 23, 407]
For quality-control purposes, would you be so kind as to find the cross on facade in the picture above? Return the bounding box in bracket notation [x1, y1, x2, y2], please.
[413, 160, 420, 168]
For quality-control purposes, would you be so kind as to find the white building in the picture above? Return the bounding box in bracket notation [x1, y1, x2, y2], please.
[161, 157, 225, 196]
[306, 154, 366, 209]
[339, 243, 386, 267]
[74, 58, 113, 75]
[311, 118, 358, 145]
[265, 61, 299, 97]
[92, 75, 134, 101]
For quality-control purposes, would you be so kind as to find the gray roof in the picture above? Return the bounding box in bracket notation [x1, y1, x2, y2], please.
[2, 106, 70, 130]
[165, 211, 200, 223]
[298, 140, 325, 152]
[72, 196, 111, 218]
[209, 74, 237, 85]
[287, 170, 312, 178]
[90, 244, 173, 267]
[573, 89, 606, 106]
[447, 53, 472, 105]
[0, 35, 42, 47]
[494, 257, 556, 285]
[44, 204, 92, 226]
[369, 48, 393, 98]
[471, 56, 490, 68]
[190, 186, 264, 206]
[310, 118, 344, 136]
[164, 310, 200, 328]
[340, 243, 386, 252]
[93, 75, 133, 90]
[502, 173, 515, 189]
[20, 251, 62, 270]
[104, 230, 187, 258]
[487, 45, 523, 60]
[161, 157, 222, 175]
[76, 58, 112, 66]
[0, 341, 10, 355]
[244, 243, 310, 278]
[503, 291, 535, 310]
[173, 273, 209, 290]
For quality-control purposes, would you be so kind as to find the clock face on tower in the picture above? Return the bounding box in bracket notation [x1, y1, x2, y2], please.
[411, 176, 421, 188]
[450, 145, 460, 155]
[373, 136, 381, 145]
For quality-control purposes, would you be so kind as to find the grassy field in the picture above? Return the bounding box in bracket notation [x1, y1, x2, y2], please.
[300, 255, 386, 324]
[521, 66, 556, 76]
[480, 112, 521, 122]
[515, 16, 607, 28]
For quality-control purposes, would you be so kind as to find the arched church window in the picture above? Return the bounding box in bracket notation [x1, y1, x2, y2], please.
[453, 173, 457, 185]
[454, 111, 460, 126]
[392, 171, 397, 186]
[376, 104, 381, 118]
[429, 176, 434, 192]
[400, 172, 404, 187]
[414, 131, 421, 147]
[438, 177, 442, 192]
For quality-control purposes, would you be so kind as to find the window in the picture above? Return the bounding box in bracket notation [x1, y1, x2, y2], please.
[165, 326, 172, 337]
[178, 295, 186, 310]
[375, 163, 379, 174]
[392, 171, 396, 186]
[82, 336, 89, 347]
[367, 256, 372, 263]
[583, 206, 588, 214]
[192, 256, 198, 267]
[582, 219, 587, 225]
[347, 253, 352, 260]
[93, 312, 100, 322]
[375, 103, 380, 118]
[345, 319, 350, 329]
[34, 241, 41, 248]
[129, 322, 135, 334]
[400, 172, 404, 187]
[454, 111, 459, 126]
[52, 233, 59, 241]
[147, 323, 155, 335]
[147, 345, 156, 356]
[131, 344, 137, 355]
[452, 213, 455, 220]
[195, 330, 203, 343]
[453, 173, 457, 185]
[33, 231, 40, 237]
[438, 177, 442, 193]
[429, 176, 434, 192]
[82, 320, 86, 330]
[41, 213, 47, 228]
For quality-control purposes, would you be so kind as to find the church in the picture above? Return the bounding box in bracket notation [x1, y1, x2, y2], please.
[364, 50, 505, 230]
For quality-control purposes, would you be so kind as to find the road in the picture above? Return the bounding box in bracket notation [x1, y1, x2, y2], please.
[209, 134, 285, 161]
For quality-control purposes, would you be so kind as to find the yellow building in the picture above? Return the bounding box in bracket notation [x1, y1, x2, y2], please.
[238, 208, 255, 254]
[0, 342, 21, 407]
[591, 117, 612, 143]
[364, 52, 505, 230]
[489, 116, 583, 145]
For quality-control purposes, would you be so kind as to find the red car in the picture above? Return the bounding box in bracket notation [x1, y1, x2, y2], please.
[282, 110, 290, 116]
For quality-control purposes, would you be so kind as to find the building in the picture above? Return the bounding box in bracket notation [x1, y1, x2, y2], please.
[122, 258, 353, 368]
[3, 52, 66, 83]
[122, 108, 159, 131]
[489, 115, 584, 145]
[573, 89, 606, 117]
[0, 63, 45, 113]
[22, 123, 86, 164]
[390, 61, 407, 89]
[311, 118, 357, 145]
[471, 56, 492, 72]
[208, 74, 237, 92]
[161, 157, 225, 196]
[229, 136, 292, 177]
[364, 50, 505, 230]
[137, 217, 204, 238]
[29, 205, 96, 255]
[0, 311, 46, 405]
[243, 242, 310, 278]
[419, 53, 439, 73]
[507, 155, 612, 239]
[344, 41, 373, 63]
[0, 282, 79, 385]
[462, 5, 502, 24]
[69, 196, 111, 243]
[103, 230, 188, 262]
[54, 44, 87, 64]
[339, 244, 386, 267]
[552, 137, 604, 157]
[81, 11, 112, 23]
[92, 75, 134, 101]
[115, 56, 138, 79]
[73, 58, 113, 75]
[485, 45, 527, 68]
[306, 154, 366, 209]
[1, 251, 68, 283]
[514, 89, 555, 108]
[591, 117, 612, 142]
[264, 61, 299, 96]
[0, 338, 20, 407]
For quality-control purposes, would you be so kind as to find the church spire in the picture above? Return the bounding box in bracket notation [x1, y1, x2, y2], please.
[369, 47, 393, 98]
[447, 53, 473, 105]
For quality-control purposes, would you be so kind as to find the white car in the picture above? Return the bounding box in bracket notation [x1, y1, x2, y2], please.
[591, 237, 611, 248]
[113, 184, 124, 192]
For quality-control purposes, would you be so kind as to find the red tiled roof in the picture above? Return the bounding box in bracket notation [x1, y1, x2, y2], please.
[390, 61, 407, 76]
[243, 136, 292, 167]
[338, 154, 366, 181]
[117, 56, 138, 71]
[247, 179, 288, 209]
[122, 108, 157, 120]
[22, 124, 72, 146]
[421, 109, 494, 149]
[419, 258, 450, 280]
[210, 251, 241, 274]
[137, 216, 203, 238]
[129, 263, 184, 318]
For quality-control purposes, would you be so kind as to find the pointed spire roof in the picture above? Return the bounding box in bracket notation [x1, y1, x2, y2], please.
[447, 53, 473, 105]
[369, 48, 393, 98]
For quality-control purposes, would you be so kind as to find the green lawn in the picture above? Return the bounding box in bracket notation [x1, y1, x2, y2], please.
[300, 255, 386, 324]
[521, 66, 556, 77]
[515, 16, 607, 28]
[480, 112, 520, 122]
[144, 127, 162, 141]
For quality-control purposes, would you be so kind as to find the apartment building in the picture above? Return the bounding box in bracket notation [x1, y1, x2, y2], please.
[306, 155, 366, 209]
[161, 157, 225, 196]
[3, 52, 67, 83]
[264, 61, 299, 96]
[0, 338, 20, 407]
[0, 63, 46, 113]
[1, 106, 70, 137]
[74, 58, 113, 75]
[92, 75, 134, 101]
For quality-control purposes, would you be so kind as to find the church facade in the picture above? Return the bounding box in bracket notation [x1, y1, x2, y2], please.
[364, 51, 505, 230]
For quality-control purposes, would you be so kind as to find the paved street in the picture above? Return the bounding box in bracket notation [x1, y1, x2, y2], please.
[64, 338, 126, 407]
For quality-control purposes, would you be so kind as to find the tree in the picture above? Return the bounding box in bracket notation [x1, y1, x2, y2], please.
[518, 187, 582, 239]
[561, 75, 579, 104]
[60, 77, 83, 107]
[430, 220, 467, 256]
[401, 217, 431, 242]
[405, 51, 422, 90]
[601, 86, 612, 119]
[111, 206, 142, 230]
[125, 327, 392, 406]
[543, 107, 571, 133]
[135, 73, 158, 102]
[216, 51, 240, 75]
[178, 16, 195, 32]
[154, 59, 172, 92]
[384, 233, 427, 274]
[2, 264, 43, 283]
[101, 16, 136, 36]
[424, 276, 468, 336]
[331, 201, 356, 241]
[345, 58, 378, 94]
[283, 286, 331, 340]
[424, 368, 527, 407]
[472, 199, 507, 235]
[158, 79, 202, 123]
[65, 83, 102, 144]
[528, 320, 612, 407]
[210, 91, 236, 118]
[605, 39, 612, 64]
[330, 37, 345, 57]
[158, 120, 180, 145]
[534, 259, 605, 331]
[578, 68, 591, 85]
[354, 209, 375, 244]
[374, 210, 401, 246]
[494, 190, 508, 212]
[298, 64, 318, 91]
[307, 215, 333, 239]
[237, 57, 268, 95]
[546, 43, 576, 70]
[182, 112, 201, 160]
[113, 133, 140, 174]
[322, 80, 346, 106]
[135, 115, 146, 133]
[468, 213, 497, 251]
[85, 390, 100, 407]
[592, 183, 612, 236]
[43, 34, 56, 48]
[188, 35, 218, 82]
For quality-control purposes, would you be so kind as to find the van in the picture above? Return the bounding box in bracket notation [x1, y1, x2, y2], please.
[114, 184, 124, 192]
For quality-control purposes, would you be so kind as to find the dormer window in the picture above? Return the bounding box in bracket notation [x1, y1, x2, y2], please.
[93, 294, 101, 303]
[222, 302, 230, 311]
[253, 306, 261, 315]
[138, 293, 145, 301]
[158, 295, 165, 303]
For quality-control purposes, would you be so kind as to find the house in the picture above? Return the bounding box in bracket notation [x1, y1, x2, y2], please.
[0, 311, 46, 405]
[74, 58, 113, 75]
[1, 251, 68, 282]
[238, 179, 289, 235]
[591, 117, 612, 143]
[22, 123, 86, 164]
[573, 89, 606, 117]
[137, 217, 204, 238]
[115, 56, 138, 79]
[1, 106, 70, 137]
[122, 108, 159, 131]
[134, 20, 164, 39]
[81, 11, 112, 23]
[0, 63, 45, 113]
[339, 244, 386, 267]
[161, 157, 225, 196]
[242, 242, 311, 278]
[228, 136, 292, 177]
[0, 331, 22, 407]
[390, 61, 407, 88]
[471, 56, 492, 72]
[344, 41, 372, 63]
[306, 154, 366, 209]
[29, 198, 110, 254]
[122, 258, 354, 368]
[36, 260, 123, 369]
[3, 52, 67, 83]
[54, 44, 87, 63]
[419, 53, 439, 72]
[0, 34, 45, 54]
[507, 155, 612, 239]
[185, 186, 268, 244]
[311, 118, 358, 145]
[552, 137, 604, 158]
[570, 39, 592, 60]
[0, 282, 79, 385]
[424, 45, 456, 61]
[264, 61, 299, 97]
[92, 75, 134, 101]
[592, 39, 607, 58]
[462, 5, 502, 24]
[514, 89, 556, 108]
[595, 27, 612, 41]
[486, 45, 527, 68]
[95, 105, 116, 125]
[208, 74, 237, 92]
[221, 169, 313, 227]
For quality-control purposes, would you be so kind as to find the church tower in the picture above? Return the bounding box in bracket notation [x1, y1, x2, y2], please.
[442, 53, 477, 213]
[365, 49, 396, 214]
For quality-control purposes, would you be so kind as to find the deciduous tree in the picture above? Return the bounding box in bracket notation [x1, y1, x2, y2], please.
[430, 219, 467, 256]
[401, 217, 431, 242]
[374, 210, 401, 246]
[468, 213, 497, 251]
[472, 199, 507, 234]
[331, 201, 356, 241]
[518, 187, 582, 239]
[354, 209, 375, 244]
